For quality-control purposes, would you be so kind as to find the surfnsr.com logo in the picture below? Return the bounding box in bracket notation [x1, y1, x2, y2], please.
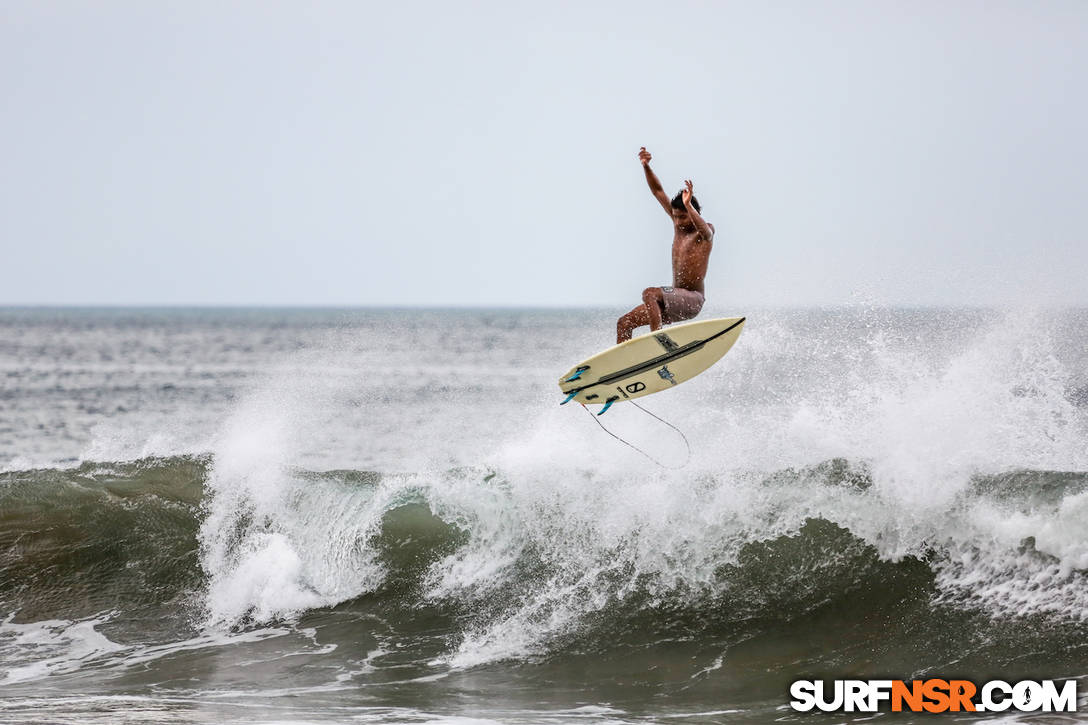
[789, 679, 1078, 713]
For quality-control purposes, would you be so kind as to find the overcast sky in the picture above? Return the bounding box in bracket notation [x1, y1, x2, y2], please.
[2, 1, 1086, 307]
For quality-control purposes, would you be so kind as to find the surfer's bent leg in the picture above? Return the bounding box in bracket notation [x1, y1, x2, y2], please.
[616, 288, 666, 343]
[642, 287, 664, 331]
[616, 305, 647, 344]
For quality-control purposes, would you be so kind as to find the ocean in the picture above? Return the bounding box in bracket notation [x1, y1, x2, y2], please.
[1, 306, 1087, 724]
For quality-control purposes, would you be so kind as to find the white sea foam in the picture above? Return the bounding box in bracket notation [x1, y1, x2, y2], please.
[0, 614, 124, 685]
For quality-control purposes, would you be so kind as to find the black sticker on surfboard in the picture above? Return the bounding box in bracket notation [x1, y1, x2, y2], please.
[625, 381, 646, 394]
[654, 333, 679, 352]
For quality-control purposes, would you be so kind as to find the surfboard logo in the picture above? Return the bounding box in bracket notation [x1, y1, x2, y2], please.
[657, 365, 677, 385]
[625, 381, 646, 394]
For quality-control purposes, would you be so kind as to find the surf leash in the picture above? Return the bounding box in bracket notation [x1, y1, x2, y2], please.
[580, 401, 691, 469]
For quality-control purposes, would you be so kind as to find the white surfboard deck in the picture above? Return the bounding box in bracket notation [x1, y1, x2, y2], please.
[558, 316, 746, 406]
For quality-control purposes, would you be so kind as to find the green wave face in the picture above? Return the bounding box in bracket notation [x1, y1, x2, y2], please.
[4, 455, 1088, 688]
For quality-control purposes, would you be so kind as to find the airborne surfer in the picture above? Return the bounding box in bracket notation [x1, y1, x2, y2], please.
[616, 147, 715, 343]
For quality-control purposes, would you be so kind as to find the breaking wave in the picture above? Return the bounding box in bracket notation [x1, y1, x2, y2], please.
[3, 307, 1087, 681]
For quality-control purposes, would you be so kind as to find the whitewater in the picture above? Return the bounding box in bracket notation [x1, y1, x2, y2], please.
[2, 306, 1087, 723]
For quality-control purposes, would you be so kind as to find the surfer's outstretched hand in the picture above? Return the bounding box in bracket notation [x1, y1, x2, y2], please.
[682, 179, 694, 205]
[638, 147, 652, 166]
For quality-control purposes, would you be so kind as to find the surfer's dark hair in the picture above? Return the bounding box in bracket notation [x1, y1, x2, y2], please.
[671, 191, 701, 213]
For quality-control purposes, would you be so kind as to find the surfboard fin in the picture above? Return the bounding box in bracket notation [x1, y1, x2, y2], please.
[563, 366, 590, 382]
[597, 396, 619, 416]
[560, 390, 578, 405]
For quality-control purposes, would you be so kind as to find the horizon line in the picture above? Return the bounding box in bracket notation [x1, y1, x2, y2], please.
[2, 302, 1085, 312]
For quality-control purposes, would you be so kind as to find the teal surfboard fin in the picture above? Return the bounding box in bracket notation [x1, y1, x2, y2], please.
[597, 396, 619, 416]
[564, 366, 590, 382]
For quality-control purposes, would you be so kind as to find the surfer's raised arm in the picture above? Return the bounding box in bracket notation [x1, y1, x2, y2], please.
[682, 180, 714, 242]
[639, 147, 673, 216]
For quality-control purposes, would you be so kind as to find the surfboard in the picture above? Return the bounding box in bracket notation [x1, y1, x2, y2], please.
[558, 316, 746, 411]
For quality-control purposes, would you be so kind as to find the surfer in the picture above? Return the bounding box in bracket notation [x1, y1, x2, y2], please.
[617, 147, 715, 343]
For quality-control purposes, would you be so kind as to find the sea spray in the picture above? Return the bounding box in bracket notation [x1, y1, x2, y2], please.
[198, 373, 392, 626]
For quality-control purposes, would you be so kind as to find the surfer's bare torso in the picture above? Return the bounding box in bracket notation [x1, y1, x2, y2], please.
[670, 202, 713, 293]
